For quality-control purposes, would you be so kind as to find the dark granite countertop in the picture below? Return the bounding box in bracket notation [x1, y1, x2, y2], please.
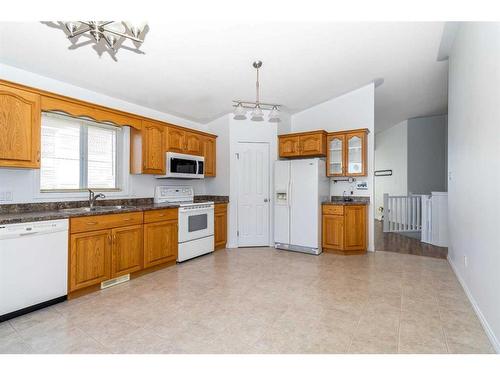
[0, 198, 179, 225]
[0, 195, 230, 225]
[322, 196, 370, 206]
[194, 195, 229, 204]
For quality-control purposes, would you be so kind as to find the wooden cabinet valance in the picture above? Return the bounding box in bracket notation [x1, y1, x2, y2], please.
[0, 79, 218, 172]
[41, 96, 142, 129]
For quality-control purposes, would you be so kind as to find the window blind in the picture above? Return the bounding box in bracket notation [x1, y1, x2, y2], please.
[40, 112, 121, 191]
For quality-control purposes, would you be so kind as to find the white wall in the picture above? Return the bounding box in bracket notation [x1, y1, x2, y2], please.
[0, 64, 208, 203]
[407, 115, 448, 194]
[447, 22, 500, 352]
[374, 120, 408, 219]
[291, 83, 376, 251]
[205, 114, 231, 196]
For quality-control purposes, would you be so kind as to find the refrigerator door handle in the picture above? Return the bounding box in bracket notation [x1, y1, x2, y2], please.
[287, 181, 292, 208]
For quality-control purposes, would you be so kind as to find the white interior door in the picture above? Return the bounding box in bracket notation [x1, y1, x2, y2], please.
[237, 142, 270, 247]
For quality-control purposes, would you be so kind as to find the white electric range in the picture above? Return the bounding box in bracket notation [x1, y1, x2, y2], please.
[154, 186, 214, 262]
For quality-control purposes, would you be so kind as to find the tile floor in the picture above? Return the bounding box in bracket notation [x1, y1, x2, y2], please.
[0, 248, 494, 354]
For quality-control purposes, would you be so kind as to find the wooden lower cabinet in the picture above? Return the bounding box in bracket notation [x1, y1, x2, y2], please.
[69, 210, 179, 296]
[344, 205, 367, 250]
[111, 225, 143, 278]
[214, 203, 228, 250]
[322, 204, 367, 254]
[322, 214, 344, 250]
[69, 229, 111, 292]
[143, 220, 178, 268]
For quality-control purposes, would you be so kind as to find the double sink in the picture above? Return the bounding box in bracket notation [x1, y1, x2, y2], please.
[58, 205, 134, 214]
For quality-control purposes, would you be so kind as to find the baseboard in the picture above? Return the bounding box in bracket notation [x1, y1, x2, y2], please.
[447, 255, 500, 353]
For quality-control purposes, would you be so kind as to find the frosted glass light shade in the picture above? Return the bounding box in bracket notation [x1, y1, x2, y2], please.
[250, 106, 264, 121]
[106, 22, 126, 34]
[233, 104, 247, 120]
[268, 107, 281, 123]
[124, 21, 148, 37]
[64, 21, 81, 36]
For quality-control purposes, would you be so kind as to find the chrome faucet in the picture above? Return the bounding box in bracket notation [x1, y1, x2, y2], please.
[88, 189, 106, 209]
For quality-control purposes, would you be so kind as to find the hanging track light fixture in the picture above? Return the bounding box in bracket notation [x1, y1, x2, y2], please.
[233, 60, 281, 122]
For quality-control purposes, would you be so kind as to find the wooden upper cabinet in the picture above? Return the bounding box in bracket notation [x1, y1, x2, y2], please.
[69, 229, 111, 292]
[185, 131, 202, 155]
[278, 131, 326, 158]
[0, 83, 41, 168]
[142, 121, 166, 174]
[111, 225, 143, 278]
[130, 121, 166, 175]
[278, 135, 300, 157]
[203, 136, 216, 177]
[327, 134, 346, 177]
[345, 131, 367, 176]
[326, 129, 368, 177]
[166, 127, 203, 156]
[299, 132, 327, 156]
[167, 127, 185, 153]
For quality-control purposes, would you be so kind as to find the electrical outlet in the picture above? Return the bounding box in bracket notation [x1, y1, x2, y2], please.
[0, 191, 13, 202]
[463, 255, 468, 267]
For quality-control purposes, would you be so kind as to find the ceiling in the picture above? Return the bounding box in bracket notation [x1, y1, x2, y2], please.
[0, 22, 448, 132]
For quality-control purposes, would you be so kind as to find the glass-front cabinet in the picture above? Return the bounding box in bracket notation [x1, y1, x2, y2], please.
[326, 129, 367, 177]
[347, 133, 363, 175]
[327, 134, 345, 176]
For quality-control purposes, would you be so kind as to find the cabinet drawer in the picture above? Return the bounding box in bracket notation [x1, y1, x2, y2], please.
[214, 203, 227, 214]
[322, 205, 344, 215]
[144, 208, 178, 223]
[70, 212, 143, 233]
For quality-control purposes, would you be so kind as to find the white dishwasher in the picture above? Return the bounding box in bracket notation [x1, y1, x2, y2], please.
[0, 219, 68, 322]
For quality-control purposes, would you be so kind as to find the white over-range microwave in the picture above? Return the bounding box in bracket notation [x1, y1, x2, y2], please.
[156, 152, 205, 179]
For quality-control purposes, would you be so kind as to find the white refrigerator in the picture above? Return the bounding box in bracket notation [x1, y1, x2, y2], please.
[274, 158, 330, 255]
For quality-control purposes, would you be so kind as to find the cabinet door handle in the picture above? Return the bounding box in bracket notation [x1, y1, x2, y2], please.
[123, 218, 131, 221]
[108, 234, 112, 244]
[113, 234, 116, 243]
[158, 214, 165, 217]
[86, 221, 98, 225]
[36, 151, 40, 163]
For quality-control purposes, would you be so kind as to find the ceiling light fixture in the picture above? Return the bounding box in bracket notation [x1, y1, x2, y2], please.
[62, 21, 148, 52]
[233, 61, 281, 123]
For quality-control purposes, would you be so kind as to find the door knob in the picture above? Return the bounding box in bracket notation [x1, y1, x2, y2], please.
[264, 198, 269, 203]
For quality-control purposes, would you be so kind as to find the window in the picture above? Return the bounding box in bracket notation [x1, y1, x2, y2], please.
[40, 112, 121, 191]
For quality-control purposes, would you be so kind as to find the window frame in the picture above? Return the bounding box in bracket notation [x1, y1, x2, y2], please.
[35, 111, 128, 196]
